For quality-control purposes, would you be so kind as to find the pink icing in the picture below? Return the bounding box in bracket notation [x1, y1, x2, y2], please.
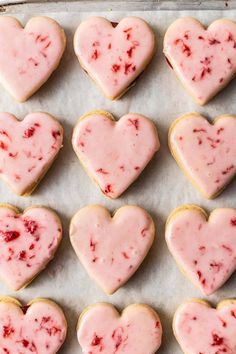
[0, 205, 62, 290]
[74, 16, 155, 99]
[164, 18, 236, 104]
[0, 112, 63, 195]
[0, 298, 67, 353]
[169, 113, 236, 198]
[78, 303, 162, 354]
[72, 112, 159, 199]
[70, 205, 155, 294]
[0, 16, 66, 102]
[174, 300, 236, 354]
[166, 207, 236, 295]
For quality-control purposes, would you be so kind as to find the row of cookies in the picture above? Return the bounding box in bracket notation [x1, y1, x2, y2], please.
[1, 295, 236, 353]
[1, 16, 236, 105]
[1, 110, 235, 199]
[0, 202, 235, 296]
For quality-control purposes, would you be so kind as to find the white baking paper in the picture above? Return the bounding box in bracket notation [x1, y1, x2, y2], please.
[0, 3, 236, 353]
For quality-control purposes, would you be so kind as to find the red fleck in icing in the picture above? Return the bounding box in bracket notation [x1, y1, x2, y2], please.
[174, 301, 236, 354]
[231, 219, 236, 226]
[169, 113, 236, 198]
[0, 205, 62, 291]
[90, 239, 97, 252]
[74, 17, 155, 99]
[70, 205, 155, 294]
[166, 206, 236, 295]
[72, 112, 159, 199]
[24, 218, 38, 234]
[3, 325, 15, 338]
[164, 17, 236, 104]
[0, 112, 63, 196]
[0, 230, 20, 243]
[0, 298, 67, 352]
[112, 64, 121, 73]
[91, 49, 99, 60]
[77, 303, 162, 354]
[128, 118, 139, 130]
[96, 168, 109, 175]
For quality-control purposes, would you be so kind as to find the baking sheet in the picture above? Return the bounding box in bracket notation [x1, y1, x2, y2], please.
[0, 2, 236, 353]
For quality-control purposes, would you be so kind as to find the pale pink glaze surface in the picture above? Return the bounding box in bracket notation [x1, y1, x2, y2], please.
[78, 303, 162, 354]
[0, 205, 62, 290]
[72, 112, 159, 199]
[166, 207, 236, 295]
[0, 298, 67, 353]
[174, 300, 236, 354]
[0, 16, 66, 102]
[74, 17, 155, 99]
[0, 112, 63, 195]
[169, 113, 236, 198]
[70, 205, 155, 294]
[164, 17, 236, 104]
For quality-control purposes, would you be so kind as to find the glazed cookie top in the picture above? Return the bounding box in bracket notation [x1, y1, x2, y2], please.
[166, 206, 236, 295]
[0, 112, 63, 196]
[72, 111, 159, 199]
[74, 17, 155, 99]
[164, 18, 236, 104]
[174, 300, 236, 354]
[70, 205, 155, 294]
[0, 16, 66, 102]
[169, 113, 236, 198]
[0, 205, 62, 290]
[78, 303, 162, 354]
[0, 297, 67, 354]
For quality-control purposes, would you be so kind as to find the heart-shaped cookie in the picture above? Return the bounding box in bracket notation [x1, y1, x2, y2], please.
[169, 113, 236, 199]
[166, 205, 236, 295]
[70, 205, 155, 294]
[0, 112, 63, 196]
[0, 16, 66, 102]
[74, 17, 155, 99]
[0, 204, 62, 291]
[174, 299, 236, 354]
[77, 303, 162, 354]
[164, 18, 236, 105]
[72, 110, 159, 198]
[0, 296, 67, 354]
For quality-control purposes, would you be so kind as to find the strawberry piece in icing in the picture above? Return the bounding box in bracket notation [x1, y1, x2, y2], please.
[0, 204, 62, 291]
[174, 300, 236, 354]
[0, 112, 63, 196]
[0, 16, 66, 102]
[169, 113, 236, 199]
[0, 297, 67, 354]
[72, 111, 159, 199]
[164, 18, 236, 105]
[70, 205, 155, 294]
[74, 17, 155, 99]
[77, 303, 162, 354]
[166, 205, 236, 295]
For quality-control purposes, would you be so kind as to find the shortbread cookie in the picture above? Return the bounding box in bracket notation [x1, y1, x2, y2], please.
[174, 299, 236, 354]
[166, 205, 236, 295]
[169, 113, 236, 199]
[72, 110, 159, 199]
[164, 17, 236, 105]
[77, 303, 162, 354]
[0, 16, 66, 102]
[74, 17, 155, 99]
[0, 296, 67, 353]
[0, 112, 63, 196]
[70, 205, 155, 294]
[0, 204, 62, 291]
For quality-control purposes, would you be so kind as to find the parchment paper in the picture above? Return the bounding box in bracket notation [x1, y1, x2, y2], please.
[0, 3, 236, 353]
